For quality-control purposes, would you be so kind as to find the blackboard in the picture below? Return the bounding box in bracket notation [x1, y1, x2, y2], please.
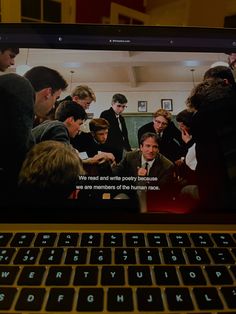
[123, 113, 153, 149]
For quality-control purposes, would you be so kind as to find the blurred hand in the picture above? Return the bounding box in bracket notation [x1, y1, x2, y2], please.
[137, 166, 147, 176]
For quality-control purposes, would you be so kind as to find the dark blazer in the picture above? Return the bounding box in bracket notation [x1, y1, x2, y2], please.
[138, 121, 187, 162]
[100, 107, 131, 162]
[0, 73, 35, 200]
[32, 120, 70, 144]
[113, 149, 175, 190]
[191, 91, 236, 211]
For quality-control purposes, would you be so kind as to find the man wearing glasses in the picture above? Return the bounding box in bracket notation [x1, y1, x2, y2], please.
[138, 108, 186, 165]
[100, 93, 131, 162]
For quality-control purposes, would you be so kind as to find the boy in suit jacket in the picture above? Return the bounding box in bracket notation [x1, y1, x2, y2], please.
[100, 93, 131, 162]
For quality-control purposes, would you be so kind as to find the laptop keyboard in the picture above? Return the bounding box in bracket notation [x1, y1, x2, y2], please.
[0, 231, 235, 313]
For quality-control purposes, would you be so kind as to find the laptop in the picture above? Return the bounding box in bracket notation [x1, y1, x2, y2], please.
[0, 23, 235, 313]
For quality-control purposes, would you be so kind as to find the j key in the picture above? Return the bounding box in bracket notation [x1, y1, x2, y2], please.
[0, 248, 15, 264]
[165, 288, 194, 311]
[39, 248, 64, 264]
[77, 288, 103, 311]
[46, 288, 74, 311]
[208, 248, 235, 264]
[57, 233, 79, 246]
[0, 287, 17, 310]
[107, 288, 133, 311]
[10, 233, 35, 247]
[154, 266, 179, 285]
[205, 266, 233, 285]
[193, 287, 223, 310]
[15, 288, 45, 311]
[115, 248, 136, 264]
[169, 233, 191, 247]
[221, 287, 236, 309]
[137, 288, 164, 311]
[211, 233, 236, 247]
[138, 248, 161, 264]
[147, 233, 168, 247]
[128, 266, 152, 285]
[80, 233, 101, 246]
[101, 266, 125, 285]
[65, 248, 87, 264]
[185, 248, 210, 264]
[103, 233, 123, 247]
[74, 266, 98, 285]
[179, 266, 206, 285]
[13, 248, 39, 264]
[0, 233, 13, 246]
[34, 233, 57, 247]
[17, 266, 46, 285]
[162, 248, 186, 264]
[0, 266, 19, 285]
[90, 248, 112, 264]
[45, 266, 72, 285]
[125, 233, 145, 246]
[190, 233, 214, 247]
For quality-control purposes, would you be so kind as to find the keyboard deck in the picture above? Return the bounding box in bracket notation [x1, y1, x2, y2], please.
[0, 231, 235, 313]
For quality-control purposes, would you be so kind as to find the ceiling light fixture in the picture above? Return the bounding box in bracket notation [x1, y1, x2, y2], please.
[190, 68, 195, 87]
[70, 70, 75, 92]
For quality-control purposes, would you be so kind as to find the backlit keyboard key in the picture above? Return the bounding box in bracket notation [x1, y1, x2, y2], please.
[101, 266, 125, 285]
[15, 288, 45, 311]
[17, 266, 46, 285]
[80, 233, 101, 246]
[162, 248, 186, 264]
[0, 266, 19, 285]
[0, 233, 13, 246]
[137, 288, 164, 311]
[154, 266, 179, 285]
[115, 248, 136, 264]
[107, 288, 133, 311]
[74, 266, 98, 285]
[57, 233, 79, 246]
[193, 287, 223, 310]
[103, 233, 123, 247]
[126, 233, 145, 246]
[190, 233, 214, 247]
[10, 233, 35, 247]
[128, 266, 152, 285]
[179, 266, 206, 285]
[46, 288, 74, 311]
[34, 233, 57, 247]
[165, 288, 194, 311]
[0, 287, 17, 310]
[77, 288, 103, 311]
[169, 233, 191, 247]
[45, 266, 72, 285]
[147, 233, 168, 247]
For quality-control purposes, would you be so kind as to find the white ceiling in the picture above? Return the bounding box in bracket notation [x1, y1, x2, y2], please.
[11, 48, 229, 88]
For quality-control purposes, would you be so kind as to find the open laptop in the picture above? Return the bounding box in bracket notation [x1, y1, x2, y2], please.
[0, 23, 236, 313]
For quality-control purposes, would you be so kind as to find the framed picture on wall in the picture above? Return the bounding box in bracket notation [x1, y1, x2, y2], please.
[138, 101, 147, 112]
[161, 99, 173, 111]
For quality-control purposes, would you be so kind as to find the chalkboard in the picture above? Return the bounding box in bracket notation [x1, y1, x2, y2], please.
[123, 113, 153, 149]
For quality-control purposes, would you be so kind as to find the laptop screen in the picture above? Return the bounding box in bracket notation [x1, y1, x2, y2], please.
[0, 23, 236, 222]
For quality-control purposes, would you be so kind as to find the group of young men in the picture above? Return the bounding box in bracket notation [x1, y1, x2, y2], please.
[1, 47, 236, 212]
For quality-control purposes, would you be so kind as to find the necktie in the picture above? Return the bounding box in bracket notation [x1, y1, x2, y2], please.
[117, 116, 122, 131]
